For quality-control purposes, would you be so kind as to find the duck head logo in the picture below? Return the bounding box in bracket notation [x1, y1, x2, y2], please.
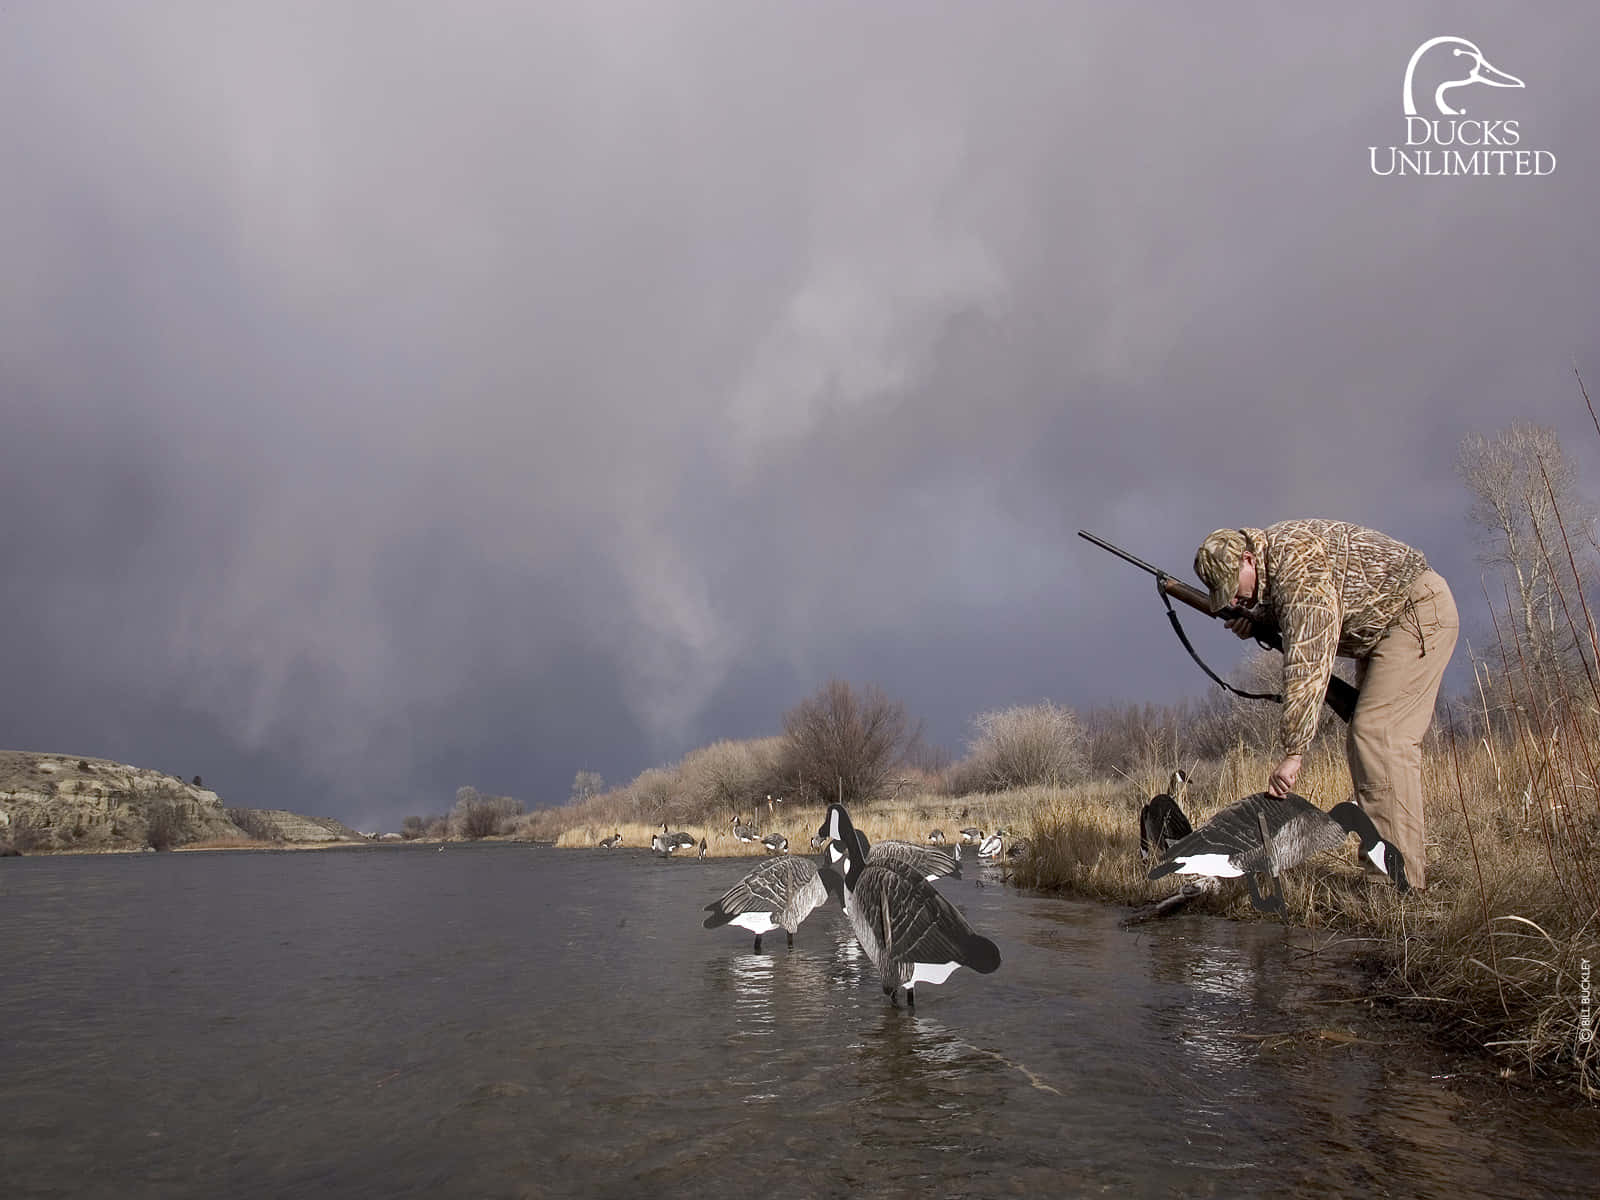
[1371, 35, 1554, 177]
[1403, 36, 1524, 116]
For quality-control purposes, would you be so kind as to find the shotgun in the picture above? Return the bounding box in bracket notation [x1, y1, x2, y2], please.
[1077, 529, 1358, 724]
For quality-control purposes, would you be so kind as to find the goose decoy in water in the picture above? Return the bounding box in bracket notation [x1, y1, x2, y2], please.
[652, 824, 676, 856]
[819, 829, 961, 883]
[816, 803, 1000, 1006]
[599, 832, 622, 849]
[926, 828, 946, 845]
[959, 827, 985, 845]
[703, 855, 827, 951]
[761, 832, 789, 856]
[730, 814, 759, 843]
[1147, 791, 1409, 914]
[1139, 770, 1193, 862]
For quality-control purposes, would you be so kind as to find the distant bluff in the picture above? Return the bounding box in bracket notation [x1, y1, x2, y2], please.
[0, 750, 366, 852]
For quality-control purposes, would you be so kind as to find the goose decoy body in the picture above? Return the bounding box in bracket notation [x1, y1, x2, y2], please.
[816, 803, 1000, 1005]
[977, 829, 1007, 860]
[926, 829, 946, 845]
[730, 815, 759, 843]
[821, 829, 960, 883]
[599, 832, 622, 849]
[1148, 791, 1409, 914]
[812, 809, 998, 1004]
[698, 837, 708, 859]
[959, 827, 985, 845]
[703, 854, 827, 951]
[1139, 770, 1193, 862]
[761, 832, 789, 855]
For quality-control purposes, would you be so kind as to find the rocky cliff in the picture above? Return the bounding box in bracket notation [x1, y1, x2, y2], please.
[0, 750, 366, 852]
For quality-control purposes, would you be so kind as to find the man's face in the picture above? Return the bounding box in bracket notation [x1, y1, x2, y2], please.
[1234, 552, 1257, 606]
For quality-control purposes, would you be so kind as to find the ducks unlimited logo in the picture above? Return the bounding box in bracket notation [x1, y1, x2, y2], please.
[1369, 36, 1557, 177]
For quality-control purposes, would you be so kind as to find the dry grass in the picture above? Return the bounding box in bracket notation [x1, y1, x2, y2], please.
[1004, 729, 1599, 1098]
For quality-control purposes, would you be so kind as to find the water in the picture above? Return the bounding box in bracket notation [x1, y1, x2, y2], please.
[3, 844, 1596, 1198]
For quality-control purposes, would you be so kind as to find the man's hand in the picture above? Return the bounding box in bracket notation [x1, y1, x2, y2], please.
[1267, 754, 1302, 797]
[1225, 614, 1255, 638]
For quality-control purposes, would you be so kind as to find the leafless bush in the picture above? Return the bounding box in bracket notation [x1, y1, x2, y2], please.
[145, 793, 185, 851]
[452, 787, 521, 839]
[962, 701, 1086, 791]
[779, 679, 911, 808]
[400, 814, 431, 840]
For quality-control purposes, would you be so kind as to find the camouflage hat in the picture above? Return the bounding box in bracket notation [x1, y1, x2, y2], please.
[1194, 528, 1250, 613]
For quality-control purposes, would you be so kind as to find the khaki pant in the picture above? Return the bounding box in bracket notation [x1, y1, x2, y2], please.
[1345, 569, 1457, 889]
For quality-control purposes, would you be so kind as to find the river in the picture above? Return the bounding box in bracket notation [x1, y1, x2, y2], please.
[3, 843, 1595, 1198]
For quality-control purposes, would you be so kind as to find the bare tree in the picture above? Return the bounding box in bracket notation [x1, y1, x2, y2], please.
[1457, 422, 1596, 701]
[780, 680, 911, 808]
[452, 786, 521, 839]
[570, 771, 604, 805]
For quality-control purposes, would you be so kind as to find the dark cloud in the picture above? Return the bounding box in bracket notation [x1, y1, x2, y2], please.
[3, 3, 1597, 828]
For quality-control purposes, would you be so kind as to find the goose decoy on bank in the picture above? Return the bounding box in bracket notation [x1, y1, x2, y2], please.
[1147, 792, 1409, 914]
[666, 824, 696, 853]
[730, 814, 759, 843]
[698, 837, 708, 859]
[926, 828, 946, 845]
[704, 855, 827, 952]
[599, 832, 622, 849]
[1139, 770, 1193, 862]
[959, 827, 985, 845]
[761, 832, 789, 856]
[816, 804, 1000, 1006]
[651, 826, 673, 856]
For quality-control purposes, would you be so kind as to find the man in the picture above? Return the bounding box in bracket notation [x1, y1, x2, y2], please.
[1193, 521, 1458, 889]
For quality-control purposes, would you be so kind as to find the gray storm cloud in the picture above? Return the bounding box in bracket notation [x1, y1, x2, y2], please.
[2, 2, 1597, 827]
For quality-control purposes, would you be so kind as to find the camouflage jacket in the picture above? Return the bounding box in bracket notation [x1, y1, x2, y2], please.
[1246, 520, 1429, 756]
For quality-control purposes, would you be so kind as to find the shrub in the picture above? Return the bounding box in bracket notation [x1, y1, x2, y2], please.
[963, 701, 1086, 791]
[145, 798, 184, 851]
[779, 679, 911, 808]
[452, 787, 521, 839]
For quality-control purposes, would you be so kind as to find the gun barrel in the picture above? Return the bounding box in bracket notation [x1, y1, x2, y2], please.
[1076, 530, 1164, 576]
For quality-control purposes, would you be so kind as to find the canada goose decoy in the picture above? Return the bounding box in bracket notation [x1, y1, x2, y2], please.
[1148, 792, 1409, 914]
[819, 829, 961, 883]
[926, 829, 946, 845]
[816, 803, 1000, 1006]
[698, 837, 708, 859]
[599, 832, 622, 849]
[761, 832, 789, 856]
[731, 814, 759, 843]
[651, 828, 673, 856]
[959, 827, 984, 845]
[1139, 770, 1193, 862]
[703, 855, 827, 951]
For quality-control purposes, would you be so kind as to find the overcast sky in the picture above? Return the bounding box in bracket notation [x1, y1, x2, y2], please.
[3, 2, 1597, 830]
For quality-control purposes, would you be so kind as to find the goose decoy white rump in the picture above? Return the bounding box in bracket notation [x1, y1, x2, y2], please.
[703, 855, 827, 952]
[1147, 791, 1409, 914]
[816, 803, 1000, 1006]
